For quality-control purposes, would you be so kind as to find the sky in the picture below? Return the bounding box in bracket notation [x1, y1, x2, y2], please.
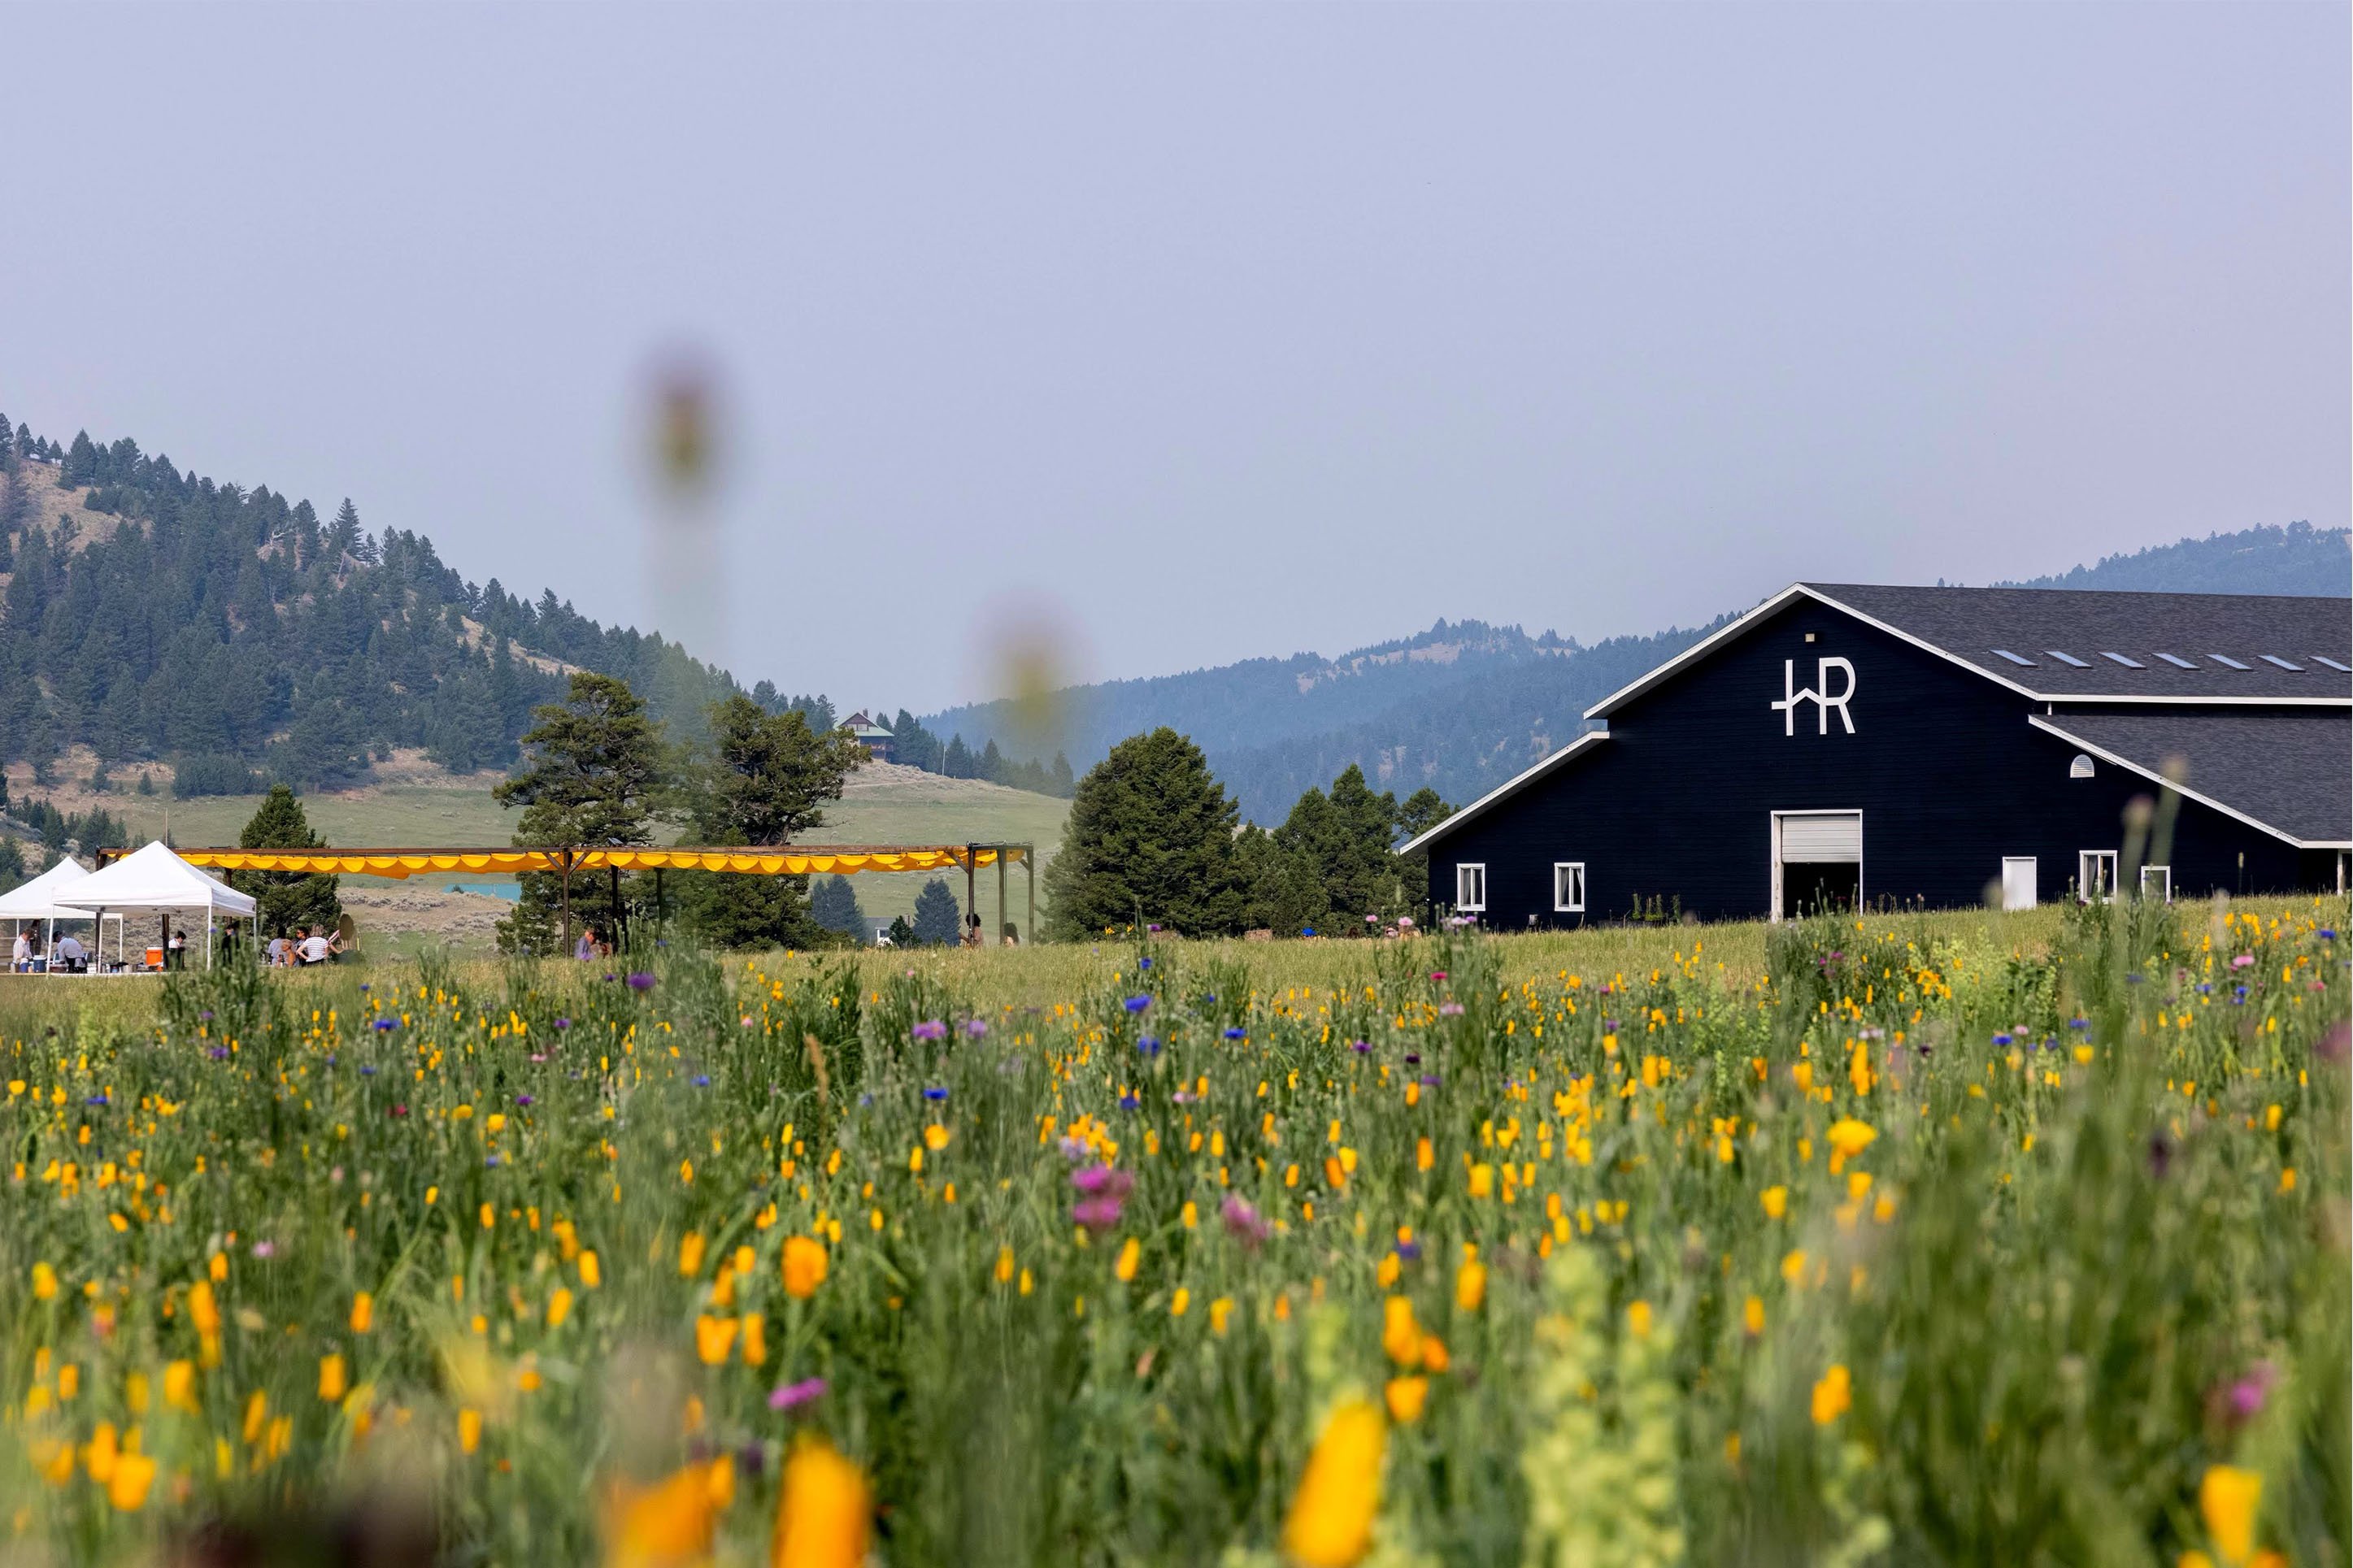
[3, 3, 2345, 715]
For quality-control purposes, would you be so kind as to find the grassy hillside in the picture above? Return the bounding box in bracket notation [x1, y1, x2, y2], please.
[7, 754, 1068, 952]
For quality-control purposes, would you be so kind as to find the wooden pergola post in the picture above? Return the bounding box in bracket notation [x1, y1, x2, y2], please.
[559, 849, 573, 958]
[963, 846, 977, 946]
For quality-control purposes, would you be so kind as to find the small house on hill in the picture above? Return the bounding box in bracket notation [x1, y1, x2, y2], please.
[842, 712, 895, 762]
[1403, 583, 2351, 924]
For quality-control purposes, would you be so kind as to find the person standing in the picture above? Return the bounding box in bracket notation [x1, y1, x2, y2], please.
[167, 929, 186, 971]
[11, 929, 29, 972]
[297, 926, 332, 966]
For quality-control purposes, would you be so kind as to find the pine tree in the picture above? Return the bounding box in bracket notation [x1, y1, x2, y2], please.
[325, 498, 363, 562]
[943, 735, 972, 779]
[0, 836, 24, 893]
[911, 877, 962, 945]
[494, 672, 672, 953]
[1043, 728, 1246, 940]
[809, 874, 866, 942]
[229, 784, 342, 940]
[674, 693, 861, 950]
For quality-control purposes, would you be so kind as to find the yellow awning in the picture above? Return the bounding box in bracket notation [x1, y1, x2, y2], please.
[169, 845, 1027, 880]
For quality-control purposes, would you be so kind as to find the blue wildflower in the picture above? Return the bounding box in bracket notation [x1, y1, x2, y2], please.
[923, 1087, 949, 1101]
[1137, 1036, 1161, 1058]
[1992, 1033, 2012, 1045]
[1118, 1092, 1141, 1110]
[1223, 1027, 1246, 1040]
[693, 1074, 711, 1087]
[1124, 996, 1151, 1014]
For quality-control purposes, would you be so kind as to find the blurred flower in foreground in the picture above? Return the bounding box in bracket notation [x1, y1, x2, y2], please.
[772, 1435, 871, 1568]
[2198, 1464, 2261, 1566]
[602, 1462, 716, 1568]
[1282, 1396, 1385, 1568]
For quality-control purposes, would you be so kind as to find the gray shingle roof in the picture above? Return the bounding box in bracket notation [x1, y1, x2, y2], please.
[2029, 709, 2351, 845]
[1806, 584, 2351, 701]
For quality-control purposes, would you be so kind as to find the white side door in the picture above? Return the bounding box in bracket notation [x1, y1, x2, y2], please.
[2001, 857, 2036, 911]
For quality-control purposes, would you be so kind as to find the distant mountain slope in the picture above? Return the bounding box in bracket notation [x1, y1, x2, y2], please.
[2000, 519, 2346, 595]
[928, 520, 2346, 823]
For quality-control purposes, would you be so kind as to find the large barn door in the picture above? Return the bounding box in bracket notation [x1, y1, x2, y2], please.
[1772, 810, 1863, 921]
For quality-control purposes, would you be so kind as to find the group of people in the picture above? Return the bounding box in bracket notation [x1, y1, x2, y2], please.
[265, 923, 343, 967]
[11, 928, 89, 972]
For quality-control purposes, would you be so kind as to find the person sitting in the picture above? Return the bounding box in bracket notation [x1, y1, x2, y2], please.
[961, 913, 984, 949]
[52, 932, 88, 972]
[266, 931, 293, 968]
[1001, 922, 1020, 947]
[576, 924, 600, 962]
[296, 926, 333, 966]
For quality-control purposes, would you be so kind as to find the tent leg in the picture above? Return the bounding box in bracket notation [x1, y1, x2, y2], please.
[207, 914, 214, 971]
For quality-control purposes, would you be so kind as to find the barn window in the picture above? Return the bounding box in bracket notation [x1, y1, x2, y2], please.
[2068, 754, 2094, 779]
[2312, 655, 2352, 674]
[2077, 850, 2118, 902]
[1455, 863, 1486, 912]
[1553, 862, 1585, 913]
[2140, 864, 2172, 903]
[2155, 653, 2198, 669]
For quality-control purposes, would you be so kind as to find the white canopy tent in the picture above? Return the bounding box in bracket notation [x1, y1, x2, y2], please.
[0, 856, 99, 970]
[55, 842, 258, 971]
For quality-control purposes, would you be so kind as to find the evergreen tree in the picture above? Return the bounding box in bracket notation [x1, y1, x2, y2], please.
[0, 836, 24, 893]
[808, 874, 866, 943]
[911, 877, 962, 945]
[1050, 752, 1076, 796]
[942, 735, 972, 778]
[1396, 787, 1451, 844]
[978, 738, 1004, 783]
[229, 784, 342, 940]
[676, 693, 861, 951]
[494, 673, 672, 954]
[885, 914, 916, 948]
[325, 497, 363, 562]
[281, 698, 368, 788]
[1043, 728, 1246, 940]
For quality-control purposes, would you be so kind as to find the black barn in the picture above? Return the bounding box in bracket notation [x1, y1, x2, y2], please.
[1407, 583, 2351, 925]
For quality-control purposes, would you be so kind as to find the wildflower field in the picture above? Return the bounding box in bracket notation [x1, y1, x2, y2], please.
[0, 896, 2342, 1566]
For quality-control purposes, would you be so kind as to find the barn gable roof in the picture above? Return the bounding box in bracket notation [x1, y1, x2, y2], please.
[1585, 583, 2352, 718]
[1394, 731, 1607, 856]
[2027, 710, 2351, 848]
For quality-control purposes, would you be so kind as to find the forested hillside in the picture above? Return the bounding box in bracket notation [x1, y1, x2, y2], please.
[2002, 518, 2346, 595]
[0, 418, 832, 792]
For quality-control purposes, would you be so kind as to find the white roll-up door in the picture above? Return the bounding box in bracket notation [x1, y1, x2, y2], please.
[1780, 813, 1862, 862]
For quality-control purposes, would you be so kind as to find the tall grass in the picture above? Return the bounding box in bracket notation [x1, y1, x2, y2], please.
[0, 896, 2340, 1564]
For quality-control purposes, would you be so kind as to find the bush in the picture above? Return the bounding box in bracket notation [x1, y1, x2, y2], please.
[171, 753, 265, 798]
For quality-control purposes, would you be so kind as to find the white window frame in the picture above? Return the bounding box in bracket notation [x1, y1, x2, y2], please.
[2140, 864, 2172, 903]
[2078, 849, 2118, 902]
[1455, 862, 1487, 913]
[1553, 862, 1585, 913]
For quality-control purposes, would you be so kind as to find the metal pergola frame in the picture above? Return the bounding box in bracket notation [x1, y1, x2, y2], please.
[105, 842, 1039, 953]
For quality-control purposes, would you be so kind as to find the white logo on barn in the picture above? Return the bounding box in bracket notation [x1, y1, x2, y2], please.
[1772, 657, 1856, 735]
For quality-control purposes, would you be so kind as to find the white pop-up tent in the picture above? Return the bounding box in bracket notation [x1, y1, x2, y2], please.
[0, 856, 98, 968]
[55, 842, 258, 970]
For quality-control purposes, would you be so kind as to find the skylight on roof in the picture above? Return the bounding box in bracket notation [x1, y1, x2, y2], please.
[2098, 652, 2144, 669]
[2259, 655, 2303, 672]
[2044, 650, 2091, 668]
[2208, 654, 2251, 671]
[2312, 655, 2353, 673]
[2154, 653, 2197, 670]
[1990, 649, 2036, 667]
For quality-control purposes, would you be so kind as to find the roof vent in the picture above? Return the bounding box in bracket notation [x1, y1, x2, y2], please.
[2098, 652, 2144, 669]
[1990, 649, 2035, 667]
[2069, 754, 2094, 779]
[2312, 654, 2353, 673]
[2045, 650, 2091, 668]
[2259, 655, 2303, 672]
[2208, 654, 2252, 671]
[2154, 653, 2197, 670]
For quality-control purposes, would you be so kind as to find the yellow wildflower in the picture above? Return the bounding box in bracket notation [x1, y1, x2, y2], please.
[772, 1435, 872, 1568]
[1281, 1397, 1385, 1568]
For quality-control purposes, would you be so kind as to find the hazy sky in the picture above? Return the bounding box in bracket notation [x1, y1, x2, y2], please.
[5, 3, 2345, 714]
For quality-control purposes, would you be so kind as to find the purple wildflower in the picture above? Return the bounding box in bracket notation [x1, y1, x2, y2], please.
[1072, 1166, 1135, 1199]
[1220, 1193, 1272, 1244]
[768, 1377, 829, 1412]
[250, 1241, 275, 1259]
[2226, 1362, 2279, 1422]
[1439, 1002, 1464, 1017]
[911, 1020, 948, 1042]
[1073, 1195, 1124, 1231]
[626, 972, 655, 991]
[964, 1019, 989, 1039]
[515, 1094, 534, 1106]
[554, 1018, 572, 1031]
[1350, 1040, 1371, 1054]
